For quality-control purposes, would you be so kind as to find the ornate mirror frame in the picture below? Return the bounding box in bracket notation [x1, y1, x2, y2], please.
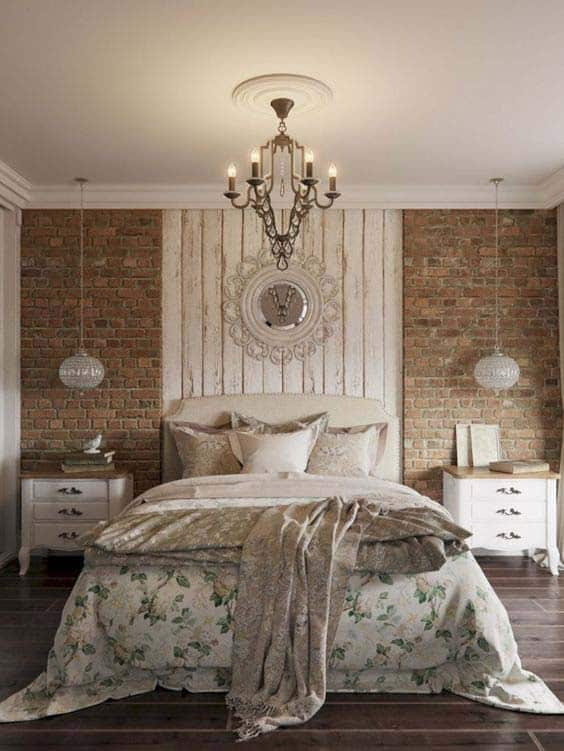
[223, 250, 340, 365]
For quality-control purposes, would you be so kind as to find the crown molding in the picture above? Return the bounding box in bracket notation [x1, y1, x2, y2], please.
[538, 166, 564, 209]
[0, 157, 558, 210]
[27, 181, 546, 210]
[0, 160, 31, 210]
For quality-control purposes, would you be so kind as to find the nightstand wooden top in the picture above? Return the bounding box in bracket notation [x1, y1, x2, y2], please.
[22, 466, 132, 480]
[443, 465, 560, 480]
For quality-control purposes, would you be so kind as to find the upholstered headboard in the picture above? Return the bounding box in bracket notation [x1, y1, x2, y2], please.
[162, 394, 401, 484]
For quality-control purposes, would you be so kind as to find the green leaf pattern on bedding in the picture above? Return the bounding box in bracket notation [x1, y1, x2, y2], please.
[0, 552, 562, 721]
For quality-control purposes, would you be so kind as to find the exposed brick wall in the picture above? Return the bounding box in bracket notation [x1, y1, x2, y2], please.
[20, 207, 561, 501]
[21, 210, 162, 495]
[403, 209, 561, 500]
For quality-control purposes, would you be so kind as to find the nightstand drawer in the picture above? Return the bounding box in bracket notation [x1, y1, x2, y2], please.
[33, 480, 108, 502]
[33, 501, 108, 522]
[33, 522, 95, 551]
[472, 498, 546, 523]
[472, 521, 546, 550]
[469, 479, 546, 503]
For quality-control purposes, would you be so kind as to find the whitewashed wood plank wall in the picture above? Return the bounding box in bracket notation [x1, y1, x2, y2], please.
[162, 209, 402, 418]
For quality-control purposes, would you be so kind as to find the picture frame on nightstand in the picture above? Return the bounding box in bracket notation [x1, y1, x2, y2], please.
[469, 424, 501, 467]
[456, 423, 502, 467]
[455, 424, 472, 467]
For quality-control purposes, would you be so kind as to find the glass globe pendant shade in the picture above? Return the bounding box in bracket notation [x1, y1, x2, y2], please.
[59, 349, 105, 389]
[474, 350, 520, 390]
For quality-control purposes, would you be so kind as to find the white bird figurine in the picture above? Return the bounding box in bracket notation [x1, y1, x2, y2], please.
[83, 434, 103, 454]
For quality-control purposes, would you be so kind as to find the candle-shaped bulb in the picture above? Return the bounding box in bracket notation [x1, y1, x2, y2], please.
[305, 149, 314, 178]
[251, 148, 260, 178]
[227, 163, 236, 192]
[328, 163, 337, 192]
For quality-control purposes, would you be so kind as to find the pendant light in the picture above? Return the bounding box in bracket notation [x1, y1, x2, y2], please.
[58, 178, 105, 389]
[474, 177, 520, 390]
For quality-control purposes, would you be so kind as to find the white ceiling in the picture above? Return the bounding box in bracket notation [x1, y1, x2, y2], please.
[1, 0, 564, 199]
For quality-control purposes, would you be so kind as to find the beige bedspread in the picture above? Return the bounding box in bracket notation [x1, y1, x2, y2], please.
[84, 492, 469, 738]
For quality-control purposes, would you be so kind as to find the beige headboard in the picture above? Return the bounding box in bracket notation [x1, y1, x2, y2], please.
[162, 394, 402, 484]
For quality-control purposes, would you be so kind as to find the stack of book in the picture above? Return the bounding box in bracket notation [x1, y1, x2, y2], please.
[61, 451, 115, 474]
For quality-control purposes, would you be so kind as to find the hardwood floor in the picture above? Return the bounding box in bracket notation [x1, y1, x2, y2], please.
[0, 555, 562, 750]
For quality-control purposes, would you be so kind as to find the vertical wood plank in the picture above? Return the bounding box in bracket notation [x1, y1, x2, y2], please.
[242, 210, 264, 394]
[282, 209, 305, 393]
[343, 209, 364, 396]
[363, 210, 385, 401]
[222, 210, 243, 395]
[302, 211, 324, 394]
[202, 210, 223, 395]
[323, 210, 344, 395]
[262, 209, 283, 394]
[182, 209, 203, 397]
[383, 209, 403, 416]
[162, 210, 183, 412]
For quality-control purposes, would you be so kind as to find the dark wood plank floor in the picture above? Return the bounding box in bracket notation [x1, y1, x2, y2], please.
[0, 556, 562, 750]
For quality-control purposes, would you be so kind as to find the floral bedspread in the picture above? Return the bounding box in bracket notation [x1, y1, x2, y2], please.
[0, 474, 561, 721]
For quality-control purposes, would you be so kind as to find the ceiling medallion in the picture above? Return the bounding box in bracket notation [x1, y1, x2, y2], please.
[231, 74, 333, 117]
[223, 250, 340, 365]
[224, 77, 340, 271]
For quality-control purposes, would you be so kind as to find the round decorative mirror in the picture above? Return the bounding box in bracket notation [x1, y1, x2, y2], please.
[259, 281, 308, 330]
[223, 250, 340, 364]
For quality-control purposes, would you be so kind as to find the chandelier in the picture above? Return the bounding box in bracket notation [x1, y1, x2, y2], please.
[58, 178, 105, 390]
[474, 178, 520, 390]
[223, 97, 340, 270]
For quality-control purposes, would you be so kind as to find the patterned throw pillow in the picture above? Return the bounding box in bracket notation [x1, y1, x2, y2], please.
[172, 423, 241, 478]
[230, 412, 329, 455]
[229, 428, 315, 474]
[307, 423, 388, 477]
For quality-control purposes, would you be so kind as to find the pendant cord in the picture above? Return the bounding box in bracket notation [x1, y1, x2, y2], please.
[494, 179, 499, 352]
[79, 181, 85, 351]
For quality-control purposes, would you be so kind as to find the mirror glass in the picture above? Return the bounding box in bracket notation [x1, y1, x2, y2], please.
[259, 281, 308, 330]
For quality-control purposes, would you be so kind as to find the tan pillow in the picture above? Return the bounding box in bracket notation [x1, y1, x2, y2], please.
[229, 428, 314, 474]
[230, 411, 329, 453]
[307, 423, 388, 477]
[172, 422, 240, 478]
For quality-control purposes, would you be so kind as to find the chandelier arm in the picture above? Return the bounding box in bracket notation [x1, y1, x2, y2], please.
[228, 184, 253, 210]
[312, 185, 335, 210]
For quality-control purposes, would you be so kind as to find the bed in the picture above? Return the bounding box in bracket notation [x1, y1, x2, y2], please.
[1, 395, 561, 735]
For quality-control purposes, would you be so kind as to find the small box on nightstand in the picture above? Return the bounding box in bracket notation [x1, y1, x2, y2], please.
[442, 465, 560, 575]
[19, 467, 134, 576]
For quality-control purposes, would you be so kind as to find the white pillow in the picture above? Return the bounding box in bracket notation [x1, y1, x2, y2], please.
[229, 428, 314, 474]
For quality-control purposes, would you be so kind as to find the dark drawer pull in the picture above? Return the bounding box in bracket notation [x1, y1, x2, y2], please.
[57, 487, 83, 496]
[496, 531, 522, 540]
[496, 508, 522, 516]
[496, 487, 522, 496]
[58, 507, 83, 517]
[58, 531, 80, 541]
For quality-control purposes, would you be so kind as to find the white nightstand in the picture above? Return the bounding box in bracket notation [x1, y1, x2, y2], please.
[443, 466, 560, 575]
[19, 468, 134, 576]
